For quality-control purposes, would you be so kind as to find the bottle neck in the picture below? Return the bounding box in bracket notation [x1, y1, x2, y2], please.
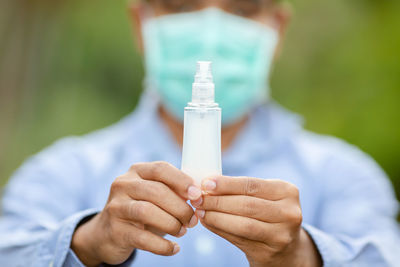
[187, 102, 219, 108]
[191, 82, 215, 104]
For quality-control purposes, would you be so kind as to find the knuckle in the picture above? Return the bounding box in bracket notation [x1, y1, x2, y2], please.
[110, 178, 125, 193]
[177, 205, 194, 225]
[106, 199, 122, 216]
[167, 219, 182, 236]
[285, 183, 299, 198]
[131, 201, 149, 220]
[274, 232, 293, 249]
[151, 161, 169, 175]
[129, 163, 141, 173]
[160, 241, 175, 256]
[213, 196, 222, 210]
[244, 178, 259, 196]
[243, 198, 259, 216]
[287, 207, 303, 225]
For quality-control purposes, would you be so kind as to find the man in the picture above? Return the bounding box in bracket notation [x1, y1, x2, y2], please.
[1, 0, 399, 266]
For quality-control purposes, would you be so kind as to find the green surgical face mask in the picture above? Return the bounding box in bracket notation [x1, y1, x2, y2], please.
[142, 7, 278, 125]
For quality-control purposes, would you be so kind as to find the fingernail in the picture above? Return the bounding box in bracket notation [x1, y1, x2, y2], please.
[173, 243, 180, 255]
[188, 185, 202, 200]
[188, 214, 198, 228]
[196, 209, 205, 219]
[177, 226, 187, 237]
[203, 180, 216, 192]
[191, 196, 203, 208]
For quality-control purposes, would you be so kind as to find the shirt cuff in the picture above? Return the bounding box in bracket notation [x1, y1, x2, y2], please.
[65, 248, 137, 267]
[302, 224, 349, 267]
[64, 249, 86, 267]
[35, 208, 100, 267]
[61, 211, 137, 267]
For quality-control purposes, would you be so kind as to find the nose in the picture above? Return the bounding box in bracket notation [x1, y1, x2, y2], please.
[199, 0, 227, 11]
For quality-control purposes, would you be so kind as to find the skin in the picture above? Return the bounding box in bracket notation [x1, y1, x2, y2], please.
[71, 161, 202, 266]
[192, 176, 321, 267]
[72, 1, 322, 266]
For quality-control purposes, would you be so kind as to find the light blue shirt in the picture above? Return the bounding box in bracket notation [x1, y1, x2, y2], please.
[1, 91, 399, 267]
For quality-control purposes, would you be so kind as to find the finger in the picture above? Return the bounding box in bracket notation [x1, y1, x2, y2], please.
[131, 161, 202, 200]
[121, 200, 186, 237]
[197, 210, 278, 243]
[200, 220, 271, 255]
[194, 195, 290, 223]
[128, 179, 197, 227]
[125, 226, 180, 256]
[202, 176, 298, 200]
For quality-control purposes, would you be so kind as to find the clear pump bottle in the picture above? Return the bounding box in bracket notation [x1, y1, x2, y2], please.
[181, 61, 222, 184]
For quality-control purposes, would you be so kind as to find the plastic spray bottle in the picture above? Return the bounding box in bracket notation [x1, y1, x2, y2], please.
[181, 61, 222, 184]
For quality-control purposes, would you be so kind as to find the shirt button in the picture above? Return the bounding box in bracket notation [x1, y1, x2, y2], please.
[195, 235, 215, 255]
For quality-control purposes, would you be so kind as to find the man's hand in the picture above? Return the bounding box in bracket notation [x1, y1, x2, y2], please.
[191, 176, 322, 267]
[71, 161, 202, 266]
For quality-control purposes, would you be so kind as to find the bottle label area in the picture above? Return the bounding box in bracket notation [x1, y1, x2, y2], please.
[181, 109, 222, 184]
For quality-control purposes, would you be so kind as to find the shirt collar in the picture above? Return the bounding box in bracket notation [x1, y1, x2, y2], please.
[222, 101, 303, 172]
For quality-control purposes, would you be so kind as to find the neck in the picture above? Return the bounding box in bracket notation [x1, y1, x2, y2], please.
[158, 105, 247, 152]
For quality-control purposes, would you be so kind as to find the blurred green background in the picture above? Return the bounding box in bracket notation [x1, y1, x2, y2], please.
[0, 0, 399, 200]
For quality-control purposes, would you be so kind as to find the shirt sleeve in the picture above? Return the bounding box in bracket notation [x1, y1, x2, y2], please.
[302, 144, 400, 267]
[64, 248, 136, 267]
[0, 138, 132, 267]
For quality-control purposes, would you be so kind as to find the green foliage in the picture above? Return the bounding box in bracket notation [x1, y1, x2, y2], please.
[272, 0, 400, 196]
[1, 0, 399, 200]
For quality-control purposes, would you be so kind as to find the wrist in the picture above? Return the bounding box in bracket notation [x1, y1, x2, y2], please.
[248, 228, 322, 267]
[71, 214, 103, 267]
[296, 228, 322, 267]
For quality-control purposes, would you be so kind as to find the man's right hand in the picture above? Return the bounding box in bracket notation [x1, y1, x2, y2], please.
[71, 161, 202, 266]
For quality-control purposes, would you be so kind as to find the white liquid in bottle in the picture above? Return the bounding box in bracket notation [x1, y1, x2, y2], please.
[181, 61, 222, 184]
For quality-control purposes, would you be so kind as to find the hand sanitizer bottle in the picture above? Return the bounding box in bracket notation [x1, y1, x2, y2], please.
[181, 61, 222, 184]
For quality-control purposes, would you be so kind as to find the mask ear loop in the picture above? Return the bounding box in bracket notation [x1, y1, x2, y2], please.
[138, 0, 155, 21]
[128, 0, 156, 54]
[134, 1, 160, 101]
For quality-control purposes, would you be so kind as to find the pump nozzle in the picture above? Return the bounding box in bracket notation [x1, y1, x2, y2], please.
[192, 61, 215, 104]
[195, 61, 213, 83]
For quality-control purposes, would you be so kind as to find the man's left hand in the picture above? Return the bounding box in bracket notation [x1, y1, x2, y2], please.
[191, 176, 322, 267]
